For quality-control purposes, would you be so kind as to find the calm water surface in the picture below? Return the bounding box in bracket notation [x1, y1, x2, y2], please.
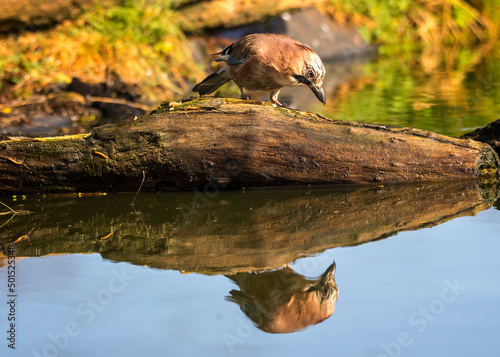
[0, 182, 499, 357]
[291, 45, 500, 137]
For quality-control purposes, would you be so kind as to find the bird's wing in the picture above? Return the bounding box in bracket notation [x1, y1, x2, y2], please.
[192, 66, 232, 95]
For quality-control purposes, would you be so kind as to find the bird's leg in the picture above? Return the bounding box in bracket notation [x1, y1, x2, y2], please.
[238, 85, 251, 100]
[270, 89, 287, 107]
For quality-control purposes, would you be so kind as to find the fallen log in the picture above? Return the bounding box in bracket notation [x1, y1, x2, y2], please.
[0, 0, 321, 33]
[0, 0, 122, 32]
[0, 97, 499, 194]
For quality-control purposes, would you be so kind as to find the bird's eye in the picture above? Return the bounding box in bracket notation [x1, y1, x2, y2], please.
[307, 69, 315, 78]
[320, 288, 331, 299]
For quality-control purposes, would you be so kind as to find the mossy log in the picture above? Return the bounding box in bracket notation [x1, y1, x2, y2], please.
[0, 0, 122, 32]
[0, 98, 499, 194]
[0, 0, 322, 33]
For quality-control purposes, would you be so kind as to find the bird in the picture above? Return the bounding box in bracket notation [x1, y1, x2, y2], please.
[225, 262, 338, 333]
[192, 33, 326, 106]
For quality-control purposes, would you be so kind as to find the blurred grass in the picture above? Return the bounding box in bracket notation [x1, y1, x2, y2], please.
[326, 0, 498, 54]
[0, 0, 499, 104]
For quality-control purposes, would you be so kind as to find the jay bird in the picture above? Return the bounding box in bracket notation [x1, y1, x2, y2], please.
[193, 33, 326, 106]
[226, 262, 337, 333]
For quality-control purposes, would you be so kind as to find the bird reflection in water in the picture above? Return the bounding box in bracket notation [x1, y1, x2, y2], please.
[225, 262, 338, 333]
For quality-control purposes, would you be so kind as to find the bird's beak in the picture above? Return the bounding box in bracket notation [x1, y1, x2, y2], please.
[309, 83, 326, 105]
[320, 261, 336, 285]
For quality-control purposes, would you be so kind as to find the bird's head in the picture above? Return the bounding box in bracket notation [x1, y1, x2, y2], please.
[293, 50, 326, 105]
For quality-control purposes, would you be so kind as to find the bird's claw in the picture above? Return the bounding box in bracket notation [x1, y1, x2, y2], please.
[272, 99, 288, 108]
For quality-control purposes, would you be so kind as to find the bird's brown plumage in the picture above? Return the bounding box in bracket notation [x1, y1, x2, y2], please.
[193, 33, 326, 106]
[226, 262, 338, 333]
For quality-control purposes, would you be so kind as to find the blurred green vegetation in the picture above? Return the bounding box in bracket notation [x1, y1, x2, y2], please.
[328, 0, 498, 54]
[320, 0, 500, 136]
[323, 45, 500, 136]
[86, 1, 185, 52]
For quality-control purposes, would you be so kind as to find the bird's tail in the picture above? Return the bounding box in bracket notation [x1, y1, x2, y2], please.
[192, 66, 232, 95]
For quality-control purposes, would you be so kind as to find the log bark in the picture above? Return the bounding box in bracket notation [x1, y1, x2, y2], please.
[0, 0, 322, 32]
[1, 181, 497, 274]
[0, 97, 499, 194]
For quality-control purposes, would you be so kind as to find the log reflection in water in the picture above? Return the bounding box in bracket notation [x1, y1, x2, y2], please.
[0, 181, 497, 273]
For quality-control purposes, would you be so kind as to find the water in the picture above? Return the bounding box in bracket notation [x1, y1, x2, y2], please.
[0, 182, 499, 357]
[1, 43, 500, 356]
[282, 45, 500, 137]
